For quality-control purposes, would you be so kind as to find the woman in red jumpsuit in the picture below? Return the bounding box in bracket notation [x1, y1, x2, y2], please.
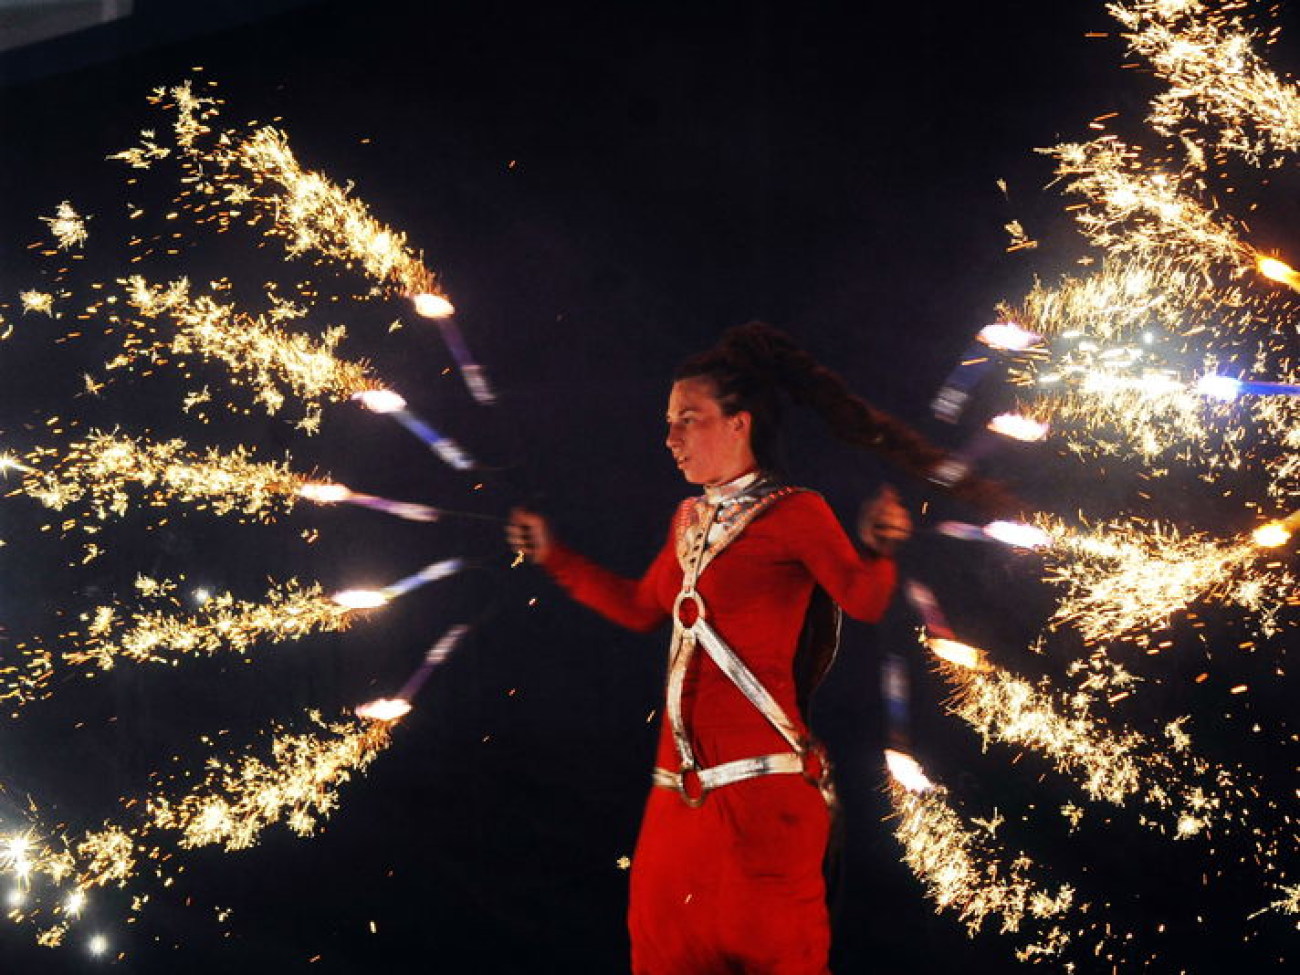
[509, 323, 965, 974]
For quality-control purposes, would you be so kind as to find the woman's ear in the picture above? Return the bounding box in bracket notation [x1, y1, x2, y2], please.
[731, 410, 753, 437]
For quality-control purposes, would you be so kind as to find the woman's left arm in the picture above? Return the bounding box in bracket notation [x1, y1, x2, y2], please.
[781, 491, 901, 623]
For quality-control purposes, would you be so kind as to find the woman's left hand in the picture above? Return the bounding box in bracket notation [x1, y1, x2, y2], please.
[857, 485, 912, 556]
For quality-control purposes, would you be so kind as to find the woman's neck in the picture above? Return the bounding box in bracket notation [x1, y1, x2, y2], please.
[704, 468, 762, 502]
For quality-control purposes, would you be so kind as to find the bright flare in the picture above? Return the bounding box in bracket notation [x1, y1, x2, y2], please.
[1255, 256, 1300, 290]
[885, 749, 935, 793]
[1196, 374, 1243, 401]
[411, 292, 455, 318]
[987, 413, 1050, 442]
[984, 521, 1054, 550]
[297, 481, 353, 503]
[330, 589, 390, 610]
[927, 637, 991, 672]
[1252, 521, 1293, 549]
[356, 698, 412, 722]
[353, 388, 408, 414]
[978, 322, 1042, 352]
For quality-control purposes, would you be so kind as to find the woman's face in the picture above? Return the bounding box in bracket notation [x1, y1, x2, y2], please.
[665, 377, 756, 485]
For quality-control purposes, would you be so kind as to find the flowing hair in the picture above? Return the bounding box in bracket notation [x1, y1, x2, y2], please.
[673, 321, 1017, 516]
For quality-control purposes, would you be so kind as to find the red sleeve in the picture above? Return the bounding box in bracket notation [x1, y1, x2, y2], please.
[543, 529, 676, 634]
[779, 492, 897, 623]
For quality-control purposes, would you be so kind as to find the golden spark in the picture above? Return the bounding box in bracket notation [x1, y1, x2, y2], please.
[40, 202, 89, 250]
[1041, 516, 1295, 644]
[145, 712, 392, 851]
[1111, 0, 1300, 164]
[116, 276, 377, 430]
[889, 780, 1077, 949]
[19, 291, 55, 316]
[231, 126, 437, 297]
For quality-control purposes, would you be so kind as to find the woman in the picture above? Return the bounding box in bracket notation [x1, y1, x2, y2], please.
[507, 323, 994, 974]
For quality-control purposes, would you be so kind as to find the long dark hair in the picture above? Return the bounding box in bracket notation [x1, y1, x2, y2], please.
[674, 321, 1017, 516]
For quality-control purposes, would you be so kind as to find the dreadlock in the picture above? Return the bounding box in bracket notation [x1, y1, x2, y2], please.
[673, 321, 1018, 517]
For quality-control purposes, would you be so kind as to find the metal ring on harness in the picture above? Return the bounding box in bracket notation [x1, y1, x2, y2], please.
[672, 589, 705, 628]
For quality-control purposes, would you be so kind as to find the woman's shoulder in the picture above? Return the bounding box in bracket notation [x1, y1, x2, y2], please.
[766, 485, 835, 522]
[776, 484, 828, 505]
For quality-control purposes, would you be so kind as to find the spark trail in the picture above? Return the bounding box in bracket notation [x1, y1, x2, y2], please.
[20, 432, 305, 523]
[1040, 516, 1296, 644]
[64, 577, 354, 670]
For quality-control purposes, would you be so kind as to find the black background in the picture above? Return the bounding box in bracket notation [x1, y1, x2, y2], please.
[0, 2, 1295, 972]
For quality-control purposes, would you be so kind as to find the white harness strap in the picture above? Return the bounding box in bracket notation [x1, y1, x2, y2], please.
[657, 484, 832, 807]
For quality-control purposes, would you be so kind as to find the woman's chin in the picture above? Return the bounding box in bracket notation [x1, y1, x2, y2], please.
[678, 467, 705, 485]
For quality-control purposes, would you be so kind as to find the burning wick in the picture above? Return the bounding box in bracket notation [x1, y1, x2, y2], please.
[978, 321, 1043, 352]
[986, 413, 1050, 442]
[931, 412, 1050, 486]
[353, 388, 408, 414]
[1252, 511, 1299, 548]
[1255, 255, 1300, 291]
[411, 292, 455, 319]
[330, 559, 466, 609]
[885, 748, 934, 793]
[934, 520, 1053, 550]
[297, 482, 442, 522]
[355, 698, 413, 722]
[352, 389, 475, 471]
[926, 636, 991, 671]
[409, 292, 495, 405]
[1196, 374, 1300, 401]
[932, 323, 1044, 422]
[331, 589, 389, 610]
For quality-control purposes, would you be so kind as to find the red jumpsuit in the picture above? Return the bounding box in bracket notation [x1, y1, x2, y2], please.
[545, 489, 896, 975]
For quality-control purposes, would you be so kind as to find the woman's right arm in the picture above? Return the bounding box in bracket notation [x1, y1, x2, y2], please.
[508, 508, 673, 633]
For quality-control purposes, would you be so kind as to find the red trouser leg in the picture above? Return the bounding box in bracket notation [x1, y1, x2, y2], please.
[629, 777, 831, 975]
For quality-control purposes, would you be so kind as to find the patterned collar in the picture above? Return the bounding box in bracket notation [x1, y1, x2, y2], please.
[703, 471, 764, 505]
[676, 472, 793, 573]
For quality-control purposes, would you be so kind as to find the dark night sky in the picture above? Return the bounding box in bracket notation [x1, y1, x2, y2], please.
[0, 1, 1295, 973]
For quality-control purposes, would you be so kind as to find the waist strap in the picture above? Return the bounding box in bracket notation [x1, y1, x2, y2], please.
[653, 752, 804, 807]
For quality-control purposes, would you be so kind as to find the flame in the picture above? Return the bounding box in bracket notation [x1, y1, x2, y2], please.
[885, 749, 935, 793]
[984, 520, 1054, 550]
[329, 589, 390, 610]
[1252, 520, 1292, 549]
[411, 292, 455, 318]
[987, 413, 1050, 442]
[355, 698, 413, 722]
[927, 637, 991, 671]
[1255, 255, 1300, 290]
[978, 321, 1041, 352]
[352, 388, 407, 414]
[297, 481, 354, 503]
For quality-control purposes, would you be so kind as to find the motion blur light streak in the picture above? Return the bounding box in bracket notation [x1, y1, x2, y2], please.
[890, 2, 1300, 965]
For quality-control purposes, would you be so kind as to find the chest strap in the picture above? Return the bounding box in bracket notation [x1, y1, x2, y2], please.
[659, 484, 832, 807]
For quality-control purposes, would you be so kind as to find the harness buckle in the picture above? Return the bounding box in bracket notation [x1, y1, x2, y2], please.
[677, 765, 708, 807]
[800, 741, 837, 808]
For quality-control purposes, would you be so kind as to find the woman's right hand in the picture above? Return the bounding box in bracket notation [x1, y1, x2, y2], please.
[506, 508, 554, 565]
[857, 485, 912, 557]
